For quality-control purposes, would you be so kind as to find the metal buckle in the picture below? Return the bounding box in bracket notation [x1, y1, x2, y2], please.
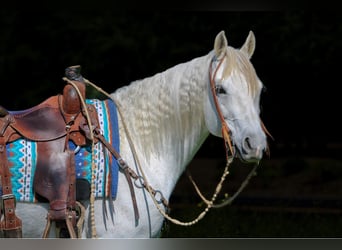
[1, 193, 16, 210]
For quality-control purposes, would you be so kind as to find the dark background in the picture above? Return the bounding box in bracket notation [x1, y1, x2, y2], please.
[1, 9, 340, 159]
[1, 4, 341, 237]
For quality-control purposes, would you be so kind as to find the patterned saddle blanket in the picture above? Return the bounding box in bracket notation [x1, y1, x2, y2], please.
[4, 98, 120, 203]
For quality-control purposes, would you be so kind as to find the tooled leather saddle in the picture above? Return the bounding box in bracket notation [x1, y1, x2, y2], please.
[0, 65, 138, 238]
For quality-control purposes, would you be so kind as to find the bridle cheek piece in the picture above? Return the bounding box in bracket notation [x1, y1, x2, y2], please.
[209, 56, 235, 159]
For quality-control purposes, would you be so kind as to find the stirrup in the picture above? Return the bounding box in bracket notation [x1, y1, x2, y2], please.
[42, 202, 85, 239]
[42, 212, 77, 239]
[42, 215, 77, 239]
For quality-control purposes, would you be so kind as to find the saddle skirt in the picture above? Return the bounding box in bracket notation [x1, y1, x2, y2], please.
[4, 98, 120, 203]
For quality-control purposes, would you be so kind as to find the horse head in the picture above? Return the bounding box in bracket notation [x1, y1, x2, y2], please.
[204, 30, 268, 163]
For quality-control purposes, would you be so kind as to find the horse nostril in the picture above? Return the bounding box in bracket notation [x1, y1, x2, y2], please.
[244, 137, 252, 150]
[241, 135, 266, 160]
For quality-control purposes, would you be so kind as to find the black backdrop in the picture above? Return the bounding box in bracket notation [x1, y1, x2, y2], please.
[1, 1, 342, 240]
[0, 9, 340, 159]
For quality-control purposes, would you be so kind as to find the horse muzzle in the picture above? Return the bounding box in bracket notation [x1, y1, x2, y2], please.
[235, 136, 266, 163]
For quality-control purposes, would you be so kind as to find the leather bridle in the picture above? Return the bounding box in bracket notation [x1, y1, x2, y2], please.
[208, 55, 235, 160]
[208, 54, 273, 159]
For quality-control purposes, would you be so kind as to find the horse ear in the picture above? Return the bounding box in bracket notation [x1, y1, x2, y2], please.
[241, 30, 256, 58]
[214, 30, 228, 59]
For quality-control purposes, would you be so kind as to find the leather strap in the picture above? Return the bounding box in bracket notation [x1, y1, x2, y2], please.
[209, 57, 273, 158]
[0, 135, 22, 238]
[93, 132, 140, 224]
[79, 105, 140, 223]
[209, 56, 234, 160]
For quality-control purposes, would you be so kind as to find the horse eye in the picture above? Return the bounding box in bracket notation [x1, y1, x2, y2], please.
[215, 85, 226, 95]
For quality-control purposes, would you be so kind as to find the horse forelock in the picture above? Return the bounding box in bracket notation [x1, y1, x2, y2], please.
[223, 47, 261, 98]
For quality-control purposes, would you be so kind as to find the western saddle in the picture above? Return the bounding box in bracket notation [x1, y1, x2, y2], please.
[0, 65, 138, 238]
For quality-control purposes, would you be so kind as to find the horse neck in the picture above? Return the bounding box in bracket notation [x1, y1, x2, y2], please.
[113, 53, 213, 189]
